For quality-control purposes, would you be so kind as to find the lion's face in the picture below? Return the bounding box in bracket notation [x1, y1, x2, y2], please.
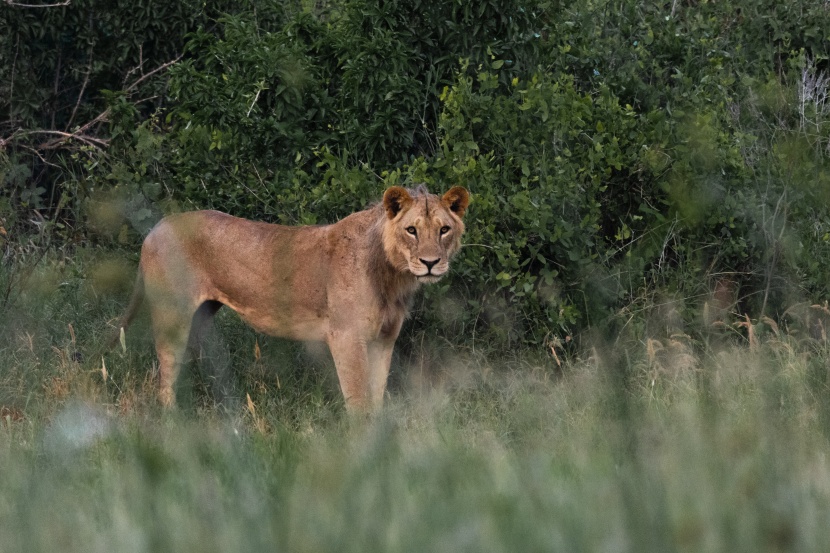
[382, 185, 470, 283]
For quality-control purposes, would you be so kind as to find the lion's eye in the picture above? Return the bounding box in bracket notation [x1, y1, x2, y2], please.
[406, 226, 417, 236]
[440, 226, 451, 235]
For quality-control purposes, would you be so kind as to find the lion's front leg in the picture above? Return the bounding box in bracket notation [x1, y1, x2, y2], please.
[367, 340, 395, 410]
[327, 331, 371, 413]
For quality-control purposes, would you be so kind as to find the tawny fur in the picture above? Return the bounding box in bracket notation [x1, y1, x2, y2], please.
[115, 185, 469, 412]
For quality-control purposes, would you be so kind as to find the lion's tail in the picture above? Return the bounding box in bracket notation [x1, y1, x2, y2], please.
[108, 271, 145, 350]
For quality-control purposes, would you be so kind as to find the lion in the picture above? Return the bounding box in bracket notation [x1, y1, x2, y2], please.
[114, 185, 470, 412]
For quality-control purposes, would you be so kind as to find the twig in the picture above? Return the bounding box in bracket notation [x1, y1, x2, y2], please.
[51, 50, 62, 129]
[26, 129, 109, 149]
[35, 108, 110, 149]
[246, 86, 263, 118]
[251, 166, 268, 200]
[122, 44, 147, 88]
[75, 108, 110, 133]
[0, 129, 22, 151]
[17, 143, 61, 168]
[238, 179, 264, 204]
[131, 95, 159, 106]
[9, 36, 19, 123]
[125, 53, 183, 93]
[66, 53, 93, 132]
[4, 0, 70, 6]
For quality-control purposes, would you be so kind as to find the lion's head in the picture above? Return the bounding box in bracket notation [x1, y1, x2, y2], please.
[381, 185, 470, 283]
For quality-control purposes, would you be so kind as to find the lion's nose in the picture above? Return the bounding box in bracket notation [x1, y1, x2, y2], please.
[420, 258, 440, 272]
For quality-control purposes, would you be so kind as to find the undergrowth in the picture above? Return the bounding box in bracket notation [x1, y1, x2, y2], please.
[1, 252, 830, 552]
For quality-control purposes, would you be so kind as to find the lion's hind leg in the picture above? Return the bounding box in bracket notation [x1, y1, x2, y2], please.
[149, 300, 195, 408]
[188, 300, 236, 405]
[188, 300, 223, 350]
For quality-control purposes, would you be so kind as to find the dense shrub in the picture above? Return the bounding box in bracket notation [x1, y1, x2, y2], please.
[3, 0, 830, 350]
[0, 0, 258, 224]
[420, 64, 664, 343]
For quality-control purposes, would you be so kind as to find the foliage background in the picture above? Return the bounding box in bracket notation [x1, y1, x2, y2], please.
[2, 0, 830, 354]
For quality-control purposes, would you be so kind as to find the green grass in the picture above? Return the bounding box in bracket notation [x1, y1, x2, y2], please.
[2, 256, 830, 552]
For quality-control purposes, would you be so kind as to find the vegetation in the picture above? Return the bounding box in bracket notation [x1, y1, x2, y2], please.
[2, 0, 830, 551]
[4, 0, 830, 345]
[3, 272, 830, 552]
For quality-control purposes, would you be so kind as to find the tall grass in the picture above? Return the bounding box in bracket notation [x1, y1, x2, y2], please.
[2, 254, 830, 552]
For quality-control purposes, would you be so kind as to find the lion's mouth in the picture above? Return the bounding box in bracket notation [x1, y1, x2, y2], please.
[410, 261, 446, 282]
[416, 274, 444, 284]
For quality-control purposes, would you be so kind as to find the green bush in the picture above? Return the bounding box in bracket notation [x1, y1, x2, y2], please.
[414, 64, 661, 344]
[4, 0, 830, 353]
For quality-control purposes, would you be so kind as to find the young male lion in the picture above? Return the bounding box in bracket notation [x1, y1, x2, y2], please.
[115, 185, 469, 412]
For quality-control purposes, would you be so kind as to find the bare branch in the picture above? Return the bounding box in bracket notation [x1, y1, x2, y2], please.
[9, 36, 20, 124]
[131, 95, 160, 106]
[125, 53, 183, 94]
[25, 129, 109, 149]
[246, 86, 263, 118]
[17, 143, 61, 168]
[77, 108, 110, 132]
[0, 129, 23, 151]
[4, 0, 71, 7]
[51, 50, 62, 129]
[65, 53, 93, 132]
[3, 53, 179, 156]
[122, 44, 147, 88]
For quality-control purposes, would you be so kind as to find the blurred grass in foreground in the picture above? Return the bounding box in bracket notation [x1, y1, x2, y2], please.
[2, 345, 830, 552]
[2, 259, 830, 552]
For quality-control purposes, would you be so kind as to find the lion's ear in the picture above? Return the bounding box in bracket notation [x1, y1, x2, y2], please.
[383, 186, 413, 219]
[441, 187, 470, 218]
